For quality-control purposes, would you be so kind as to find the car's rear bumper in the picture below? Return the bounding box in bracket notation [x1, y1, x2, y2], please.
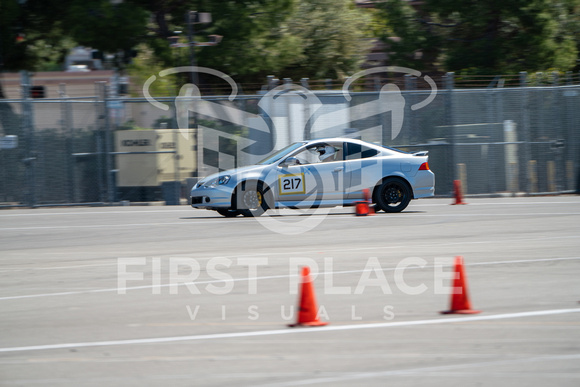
[413, 186, 435, 198]
[413, 171, 435, 198]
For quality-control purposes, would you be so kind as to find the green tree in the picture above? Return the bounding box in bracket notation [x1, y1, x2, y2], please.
[131, 0, 373, 87]
[191, 0, 301, 82]
[0, 0, 73, 72]
[375, 0, 441, 72]
[1, 0, 375, 93]
[125, 0, 302, 85]
[378, 0, 580, 74]
[282, 0, 373, 80]
[65, 0, 149, 68]
[1, 0, 149, 73]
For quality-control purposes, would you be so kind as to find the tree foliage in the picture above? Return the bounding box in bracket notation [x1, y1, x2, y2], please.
[378, 0, 580, 74]
[282, 0, 372, 80]
[1, 0, 71, 71]
[193, 0, 301, 82]
[1, 0, 374, 88]
[1, 0, 149, 72]
[3, 0, 580, 86]
[132, 0, 372, 83]
[65, 1, 149, 54]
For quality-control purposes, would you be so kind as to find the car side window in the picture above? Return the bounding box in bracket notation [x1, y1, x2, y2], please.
[290, 142, 344, 165]
[345, 143, 379, 160]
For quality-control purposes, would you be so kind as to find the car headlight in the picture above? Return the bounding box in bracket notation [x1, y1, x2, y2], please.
[206, 175, 231, 187]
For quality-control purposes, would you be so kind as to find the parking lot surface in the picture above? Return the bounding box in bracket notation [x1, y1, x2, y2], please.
[1, 196, 579, 386]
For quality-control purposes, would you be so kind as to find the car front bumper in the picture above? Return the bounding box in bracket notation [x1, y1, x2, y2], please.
[190, 185, 233, 209]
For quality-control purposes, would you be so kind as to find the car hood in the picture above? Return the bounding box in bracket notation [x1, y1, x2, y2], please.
[197, 164, 270, 184]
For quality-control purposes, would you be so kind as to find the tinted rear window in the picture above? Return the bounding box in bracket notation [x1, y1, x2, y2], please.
[345, 143, 379, 160]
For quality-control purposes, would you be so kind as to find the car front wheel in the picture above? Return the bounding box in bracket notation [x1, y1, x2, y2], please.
[375, 178, 412, 213]
[234, 181, 270, 217]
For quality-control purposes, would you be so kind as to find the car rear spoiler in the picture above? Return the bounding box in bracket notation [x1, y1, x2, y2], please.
[412, 151, 429, 156]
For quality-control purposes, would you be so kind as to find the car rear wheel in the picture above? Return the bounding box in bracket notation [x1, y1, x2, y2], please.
[375, 178, 411, 213]
[216, 208, 241, 217]
[234, 181, 270, 217]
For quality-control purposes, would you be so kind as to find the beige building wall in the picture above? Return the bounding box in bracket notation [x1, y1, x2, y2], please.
[1, 71, 116, 99]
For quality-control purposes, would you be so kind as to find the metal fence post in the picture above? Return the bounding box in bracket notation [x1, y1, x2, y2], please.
[444, 72, 455, 194]
[490, 80, 504, 194]
[20, 70, 36, 207]
[519, 71, 531, 194]
[95, 82, 107, 202]
[552, 72, 564, 192]
[105, 99, 116, 203]
[404, 74, 416, 144]
[59, 83, 76, 203]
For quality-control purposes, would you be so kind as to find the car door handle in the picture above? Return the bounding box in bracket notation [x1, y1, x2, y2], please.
[333, 167, 344, 172]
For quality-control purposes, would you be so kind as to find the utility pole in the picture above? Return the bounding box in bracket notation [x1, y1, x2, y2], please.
[185, 11, 213, 85]
[187, 11, 198, 86]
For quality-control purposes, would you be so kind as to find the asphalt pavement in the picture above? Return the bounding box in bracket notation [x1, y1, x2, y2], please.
[1, 196, 579, 386]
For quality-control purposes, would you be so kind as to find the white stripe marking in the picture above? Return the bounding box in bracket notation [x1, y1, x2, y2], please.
[413, 201, 580, 207]
[0, 221, 215, 231]
[0, 308, 578, 353]
[2, 211, 580, 231]
[2, 234, 576, 272]
[0, 199, 577, 217]
[0, 209, 192, 217]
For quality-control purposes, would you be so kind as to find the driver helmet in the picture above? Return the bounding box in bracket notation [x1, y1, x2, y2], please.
[318, 145, 335, 161]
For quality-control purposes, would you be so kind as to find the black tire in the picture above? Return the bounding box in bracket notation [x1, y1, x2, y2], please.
[375, 177, 412, 213]
[234, 181, 270, 217]
[216, 208, 241, 217]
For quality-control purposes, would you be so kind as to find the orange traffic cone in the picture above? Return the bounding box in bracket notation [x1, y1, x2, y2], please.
[355, 202, 370, 216]
[451, 180, 467, 205]
[355, 188, 375, 216]
[440, 256, 481, 314]
[288, 267, 328, 327]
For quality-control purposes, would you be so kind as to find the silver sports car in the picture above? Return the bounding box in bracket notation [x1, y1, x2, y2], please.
[190, 138, 434, 217]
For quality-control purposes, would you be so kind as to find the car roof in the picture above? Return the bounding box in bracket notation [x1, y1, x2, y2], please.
[306, 137, 383, 149]
[306, 137, 371, 145]
[304, 137, 409, 155]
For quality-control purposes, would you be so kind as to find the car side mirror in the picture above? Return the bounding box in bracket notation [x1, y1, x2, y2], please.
[280, 157, 300, 167]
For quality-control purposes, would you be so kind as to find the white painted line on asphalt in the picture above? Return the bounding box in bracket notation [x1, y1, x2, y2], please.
[1, 212, 580, 231]
[0, 308, 578, 353]
[0, 263, 120, 273]
[2, 234, 577, 272]
[0, 209, 193, 217]
[0, 221, 220, 231]
[1, 256, 579, 301]
[0, 273, 298, 301]
[386, 212, 580, 217]
[260, 353, 580, 386]
[413, 201, 580, 207]
[1, 199, 578, 217]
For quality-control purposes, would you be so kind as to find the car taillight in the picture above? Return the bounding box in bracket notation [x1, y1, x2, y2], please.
[419, 162, 430, 170]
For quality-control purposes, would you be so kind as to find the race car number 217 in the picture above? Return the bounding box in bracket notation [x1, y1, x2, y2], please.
[279, 173, 305, 195]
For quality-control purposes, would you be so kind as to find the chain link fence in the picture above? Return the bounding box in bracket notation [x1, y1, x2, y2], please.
[1, 76, 578, 207]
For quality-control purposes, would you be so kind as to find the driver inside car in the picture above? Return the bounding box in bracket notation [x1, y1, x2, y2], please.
[317, 145, 336, 162]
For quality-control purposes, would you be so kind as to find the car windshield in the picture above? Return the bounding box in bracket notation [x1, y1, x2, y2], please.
[255, 142, 306, 165]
